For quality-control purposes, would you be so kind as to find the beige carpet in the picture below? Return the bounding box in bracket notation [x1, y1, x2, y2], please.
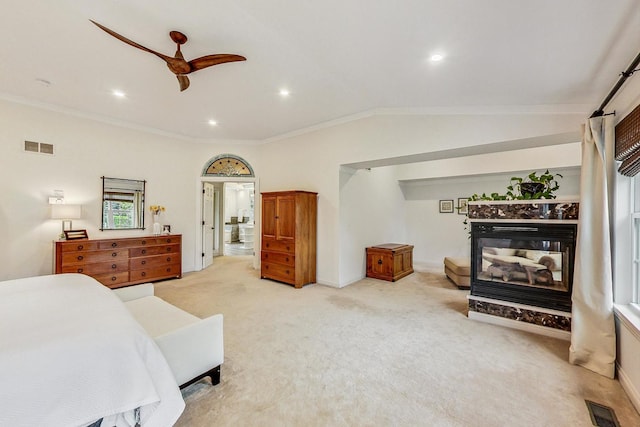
[154, 256, 639, 426]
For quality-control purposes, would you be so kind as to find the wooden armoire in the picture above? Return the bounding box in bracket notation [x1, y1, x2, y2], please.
[260, 190, 317, 288]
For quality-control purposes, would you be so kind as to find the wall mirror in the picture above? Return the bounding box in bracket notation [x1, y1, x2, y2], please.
[101, 177, 146, 230]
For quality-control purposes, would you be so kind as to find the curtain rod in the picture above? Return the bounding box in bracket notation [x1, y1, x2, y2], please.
[590, 50, 640, 118]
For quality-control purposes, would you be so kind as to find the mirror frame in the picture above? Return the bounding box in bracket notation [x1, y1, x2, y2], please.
[101, 176, 146, 231]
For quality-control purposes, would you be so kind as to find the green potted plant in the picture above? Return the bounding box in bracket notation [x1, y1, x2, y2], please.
[506, 170, 562, 200]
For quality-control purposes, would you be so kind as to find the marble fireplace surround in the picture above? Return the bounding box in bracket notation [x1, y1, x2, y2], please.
[467, 199, 579, 340]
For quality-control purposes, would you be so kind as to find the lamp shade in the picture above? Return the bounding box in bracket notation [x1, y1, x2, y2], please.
[51, 204, 82, 220]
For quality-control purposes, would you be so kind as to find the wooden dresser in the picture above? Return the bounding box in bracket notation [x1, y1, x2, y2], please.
[366, 243, 414, 282]
[261, 190, 317, 288]
[55, 235, 182, 289]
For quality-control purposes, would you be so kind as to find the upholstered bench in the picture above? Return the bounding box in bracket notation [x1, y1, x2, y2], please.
[443, 257, 471, 289]
[114, 283, 224, 388]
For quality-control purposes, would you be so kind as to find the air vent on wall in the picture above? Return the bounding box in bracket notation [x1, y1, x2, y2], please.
[24, 140, 54, 155]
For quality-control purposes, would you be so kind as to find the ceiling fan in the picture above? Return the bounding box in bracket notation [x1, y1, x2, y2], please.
[90, 20, 246, 92]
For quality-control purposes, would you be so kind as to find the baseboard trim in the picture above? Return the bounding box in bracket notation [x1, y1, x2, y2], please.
[618, 364, 640, 415]
[468, 311, 571, 341]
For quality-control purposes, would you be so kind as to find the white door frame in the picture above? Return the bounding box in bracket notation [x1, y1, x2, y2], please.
[195, 176, 259, 271]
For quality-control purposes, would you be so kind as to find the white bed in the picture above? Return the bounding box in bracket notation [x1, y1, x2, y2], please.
[0, 273, 185, 427]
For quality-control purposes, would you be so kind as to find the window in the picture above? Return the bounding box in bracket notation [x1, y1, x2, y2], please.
[103, 200, 136, 229]
[633, 176, 640, 304]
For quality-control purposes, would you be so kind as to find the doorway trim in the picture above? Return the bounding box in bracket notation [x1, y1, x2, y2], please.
[195, 154, 259, 271]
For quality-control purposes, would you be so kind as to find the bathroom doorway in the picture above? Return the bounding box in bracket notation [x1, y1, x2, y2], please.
[198, 154, 257, 270]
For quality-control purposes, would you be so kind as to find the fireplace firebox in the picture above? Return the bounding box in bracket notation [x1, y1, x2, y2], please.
[471, 222, 576, 312]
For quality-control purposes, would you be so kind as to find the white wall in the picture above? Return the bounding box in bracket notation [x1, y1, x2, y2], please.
[0, 97, 586, 290]
[339, 166, 407, 286]
[396, 148, 582, 269]
[258, 111, 585, 286]
[0, 99, 259, 281]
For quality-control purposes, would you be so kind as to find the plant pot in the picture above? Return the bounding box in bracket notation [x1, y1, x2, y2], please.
[519, 182, 545, 197]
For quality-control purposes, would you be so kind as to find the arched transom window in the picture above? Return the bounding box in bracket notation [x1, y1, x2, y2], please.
[202, 154, 254, 177]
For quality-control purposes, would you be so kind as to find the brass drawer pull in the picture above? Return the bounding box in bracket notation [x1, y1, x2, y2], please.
[111, 276, 117, 281]
[141, 260, 146, 265]
[77, 245, 84, 250]
[111, 264, 116, 269]
[77, 255, 83, 261]
[141, 272, 146, 277]
[111, 252, 117, 257]
[141, 249, 147, 254]
[111, 242, 117, 247]
[166, 257, 171, 262]
[77, 268, 83, 273]
[166, 247, 172, 252]
[141, 240, 147, 245]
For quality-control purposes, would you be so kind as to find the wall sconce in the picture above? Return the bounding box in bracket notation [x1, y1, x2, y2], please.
[50, 204, 82, 233]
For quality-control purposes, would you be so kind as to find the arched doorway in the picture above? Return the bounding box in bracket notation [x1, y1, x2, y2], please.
[198, 154, 257, 269]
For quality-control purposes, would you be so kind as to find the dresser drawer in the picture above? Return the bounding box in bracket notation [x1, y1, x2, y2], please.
[98, 238, 159, 249]
[130, 265, 181, 282]
[156, 236, 179, 245]
[130, 244, 180, 257]
[261, 239, 295, 254]
[130, 254, 179, 270]
[61, 249, 129, 265]
[58, 241, 100, 252]
[261, 251, 294, 266]
[59, 260, 129, 275]
[93, 271, 130, 288]
[261, 262, 295, 284]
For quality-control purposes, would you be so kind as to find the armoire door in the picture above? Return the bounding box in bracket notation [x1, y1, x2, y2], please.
[262, 195, 277, 239]
[276, 195, 295, 241]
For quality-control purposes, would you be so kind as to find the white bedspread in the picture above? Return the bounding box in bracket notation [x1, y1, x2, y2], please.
[0, 274, 185, 427]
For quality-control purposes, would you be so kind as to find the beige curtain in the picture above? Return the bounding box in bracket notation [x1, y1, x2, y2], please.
[569, 116, 616, 378]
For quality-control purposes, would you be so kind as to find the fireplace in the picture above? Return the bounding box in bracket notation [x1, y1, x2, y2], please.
[466, 200, 579, 338]
[470, 222, 576, 312]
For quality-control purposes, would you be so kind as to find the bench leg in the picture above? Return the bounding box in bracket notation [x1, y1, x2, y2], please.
[179, 365, 221, 389]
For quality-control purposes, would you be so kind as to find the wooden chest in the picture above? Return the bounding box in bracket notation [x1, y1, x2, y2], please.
[366, 243, 414, 282]
[55, 235, 182, 289]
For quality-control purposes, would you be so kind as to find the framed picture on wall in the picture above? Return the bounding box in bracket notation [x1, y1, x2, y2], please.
[458, 198, 469, 215]
[439, 199, 454, 213]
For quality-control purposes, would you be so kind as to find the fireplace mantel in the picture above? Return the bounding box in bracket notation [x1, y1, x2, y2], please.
[468, 199, 579, 223]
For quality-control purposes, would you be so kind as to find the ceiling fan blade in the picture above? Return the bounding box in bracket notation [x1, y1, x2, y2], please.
[177, 75, 190, 92]
[188, 54, 246, 72]
[90, 20, 172, 63]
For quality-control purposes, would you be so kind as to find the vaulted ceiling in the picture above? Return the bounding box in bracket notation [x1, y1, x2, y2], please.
[1, 1, 639, 141]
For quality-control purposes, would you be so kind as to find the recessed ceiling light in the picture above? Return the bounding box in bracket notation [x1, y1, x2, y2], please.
[279, 89, 290, 97]
[112, 89, 126, 98]
[430, 54, 445, 62]
[208, 119, 218, 126]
